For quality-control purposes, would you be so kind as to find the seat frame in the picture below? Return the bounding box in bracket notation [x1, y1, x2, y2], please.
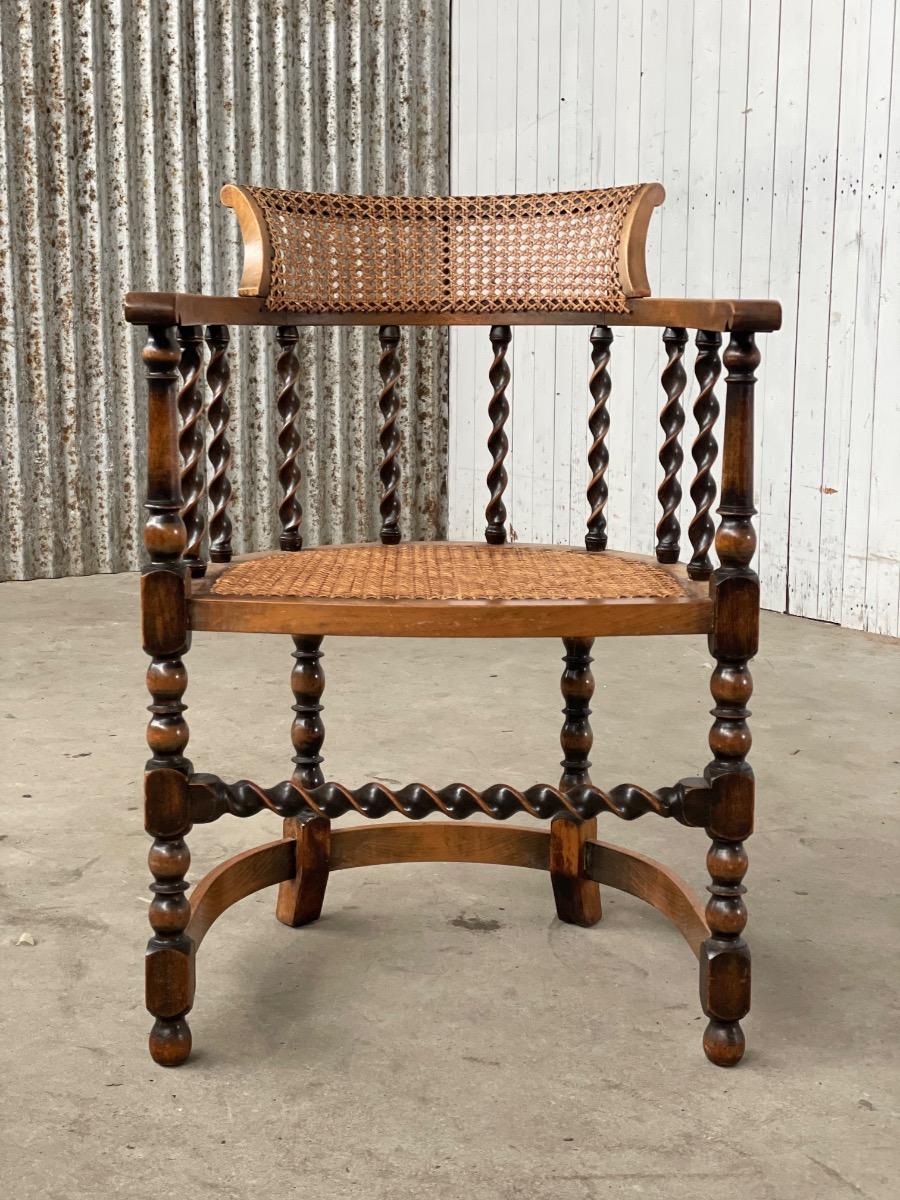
[128, 183, 780, 1071]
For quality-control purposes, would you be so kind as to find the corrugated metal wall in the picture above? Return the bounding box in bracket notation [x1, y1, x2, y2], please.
[0, 0, 450, 581]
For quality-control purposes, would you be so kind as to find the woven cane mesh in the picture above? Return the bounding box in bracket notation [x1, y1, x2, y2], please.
[243, 186, 646, 314]
[211, 544, 684, 602]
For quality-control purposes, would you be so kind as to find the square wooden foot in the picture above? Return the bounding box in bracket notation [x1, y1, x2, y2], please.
[276, 815, 331, 927]
[549, 816, 602, 927]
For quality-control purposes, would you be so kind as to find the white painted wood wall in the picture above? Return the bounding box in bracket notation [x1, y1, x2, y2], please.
[449, 0, 900, 636]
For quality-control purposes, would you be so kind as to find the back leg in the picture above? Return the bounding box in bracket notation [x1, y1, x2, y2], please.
[276, 636, 331, 926]
[550, 637, 602, 927]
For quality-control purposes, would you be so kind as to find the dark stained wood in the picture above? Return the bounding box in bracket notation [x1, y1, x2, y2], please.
[687, 330, 722, 580]
[553, 636, 602, 925]
[485, 324, 511, 544]
[700, 330, 759, 1067]
[187, 770, 698, 824]
[142, 324, 194, 1068]
[559, 637, 594, 788]
[129, 245, 774, 1069]
[205, 324, 233, 562]
[176, 325, 206, 576]
[275, 325, 303, 551]
[585, 325, 613, 551]
[656, 326, 688, 563]
[125, 292, 784, 333]
[377, 325, 401, 545]
[276, 635, 330, 923]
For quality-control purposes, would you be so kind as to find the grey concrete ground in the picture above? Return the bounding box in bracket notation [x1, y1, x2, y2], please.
[1, 571, 898, 1199]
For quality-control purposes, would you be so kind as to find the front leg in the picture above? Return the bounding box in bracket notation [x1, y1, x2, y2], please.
[142, 323, 194, 1067]
[700, 330, 758, 1067]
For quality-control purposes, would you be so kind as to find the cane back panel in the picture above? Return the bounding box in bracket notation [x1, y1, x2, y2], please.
[221, 183, 665, 316]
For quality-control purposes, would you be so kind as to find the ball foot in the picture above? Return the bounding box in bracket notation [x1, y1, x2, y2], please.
[149, 1016, 192, 1067]
[703, 1018, 745, 1067]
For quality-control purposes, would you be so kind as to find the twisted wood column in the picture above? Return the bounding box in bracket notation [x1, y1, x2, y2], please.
[189, 773, 704, 825]
[485, 324, 511, 544]
[277, 636, 329, 926]
[586, 325, 613, 551]
[701, 330, 759, 1067]
[377, 325, 401, 545]
[205, 324, 233, 562]
[688, 330, 722, 580]
[656, 326, 688, 563]
[142, 325, 194, 1067]
[176, 325, 206, 576]
[275, 325, 303, 551]
[551, 637, 601, 926]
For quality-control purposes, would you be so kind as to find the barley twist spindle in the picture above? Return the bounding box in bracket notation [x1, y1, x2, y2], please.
[377, 325, 401, 545]
[656, 326, 688, 563]
[275, 326, 303, 551]
[142, 324, 194, 1068]
[688, 330, 722, 580]
[701, 330, 760, 1067]
[586, 325, 613, 551]
[205, 324, 233, 563]
[177, 325, 206, 575]
[485, 324, 511, 544]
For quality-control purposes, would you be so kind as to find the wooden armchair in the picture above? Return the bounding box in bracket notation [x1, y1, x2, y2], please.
[125, 182, 781, 1069]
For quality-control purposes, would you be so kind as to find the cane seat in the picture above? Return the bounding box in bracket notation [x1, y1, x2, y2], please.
[189, 543, 710, 638]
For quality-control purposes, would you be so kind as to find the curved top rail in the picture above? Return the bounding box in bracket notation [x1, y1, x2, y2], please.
[220, 182, 665, 316]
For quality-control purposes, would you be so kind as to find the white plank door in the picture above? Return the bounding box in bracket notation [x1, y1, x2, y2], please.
[449, 0, 900, 636]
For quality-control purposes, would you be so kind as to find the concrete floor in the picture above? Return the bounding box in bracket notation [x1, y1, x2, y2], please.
[1, 571, 898, 1199]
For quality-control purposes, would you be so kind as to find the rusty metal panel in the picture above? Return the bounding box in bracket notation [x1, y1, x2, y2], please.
[0, 0, 450, 579]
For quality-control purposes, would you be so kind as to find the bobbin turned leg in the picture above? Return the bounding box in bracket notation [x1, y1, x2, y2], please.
[276, 636, 330, 926]
[142, 324, 194, 1067]
[550, 637, 602, 927]
[700, 331, 759, 1067]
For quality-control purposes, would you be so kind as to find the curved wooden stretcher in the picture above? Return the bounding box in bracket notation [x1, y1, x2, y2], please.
[127, 179, 779, 1071]
[186, 825, 709, 958]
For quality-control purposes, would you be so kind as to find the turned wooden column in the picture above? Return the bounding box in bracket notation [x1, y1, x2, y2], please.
[585, 325, 613, 552]
[377, 325, 402, 545]
[176, 324, 206, 577]
[205, 324, 233, 562]
[485, 324, 511, 544]
[687, 330, 722, 580]
[275, 325, 303, 551]
[276, 636, 330, 926]
[550, 637, 602, 927]
[142, 324, 194, 1067]
[700, 329, 759, 1067]
[657, 326, 688, 563]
